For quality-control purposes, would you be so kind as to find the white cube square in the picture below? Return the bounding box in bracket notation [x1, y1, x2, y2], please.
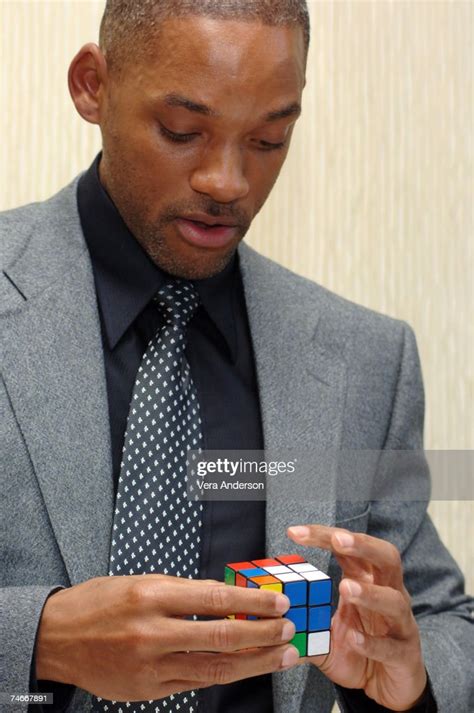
[308, 631, 331, 656]
[264, 565, 292, 575]
[301, 570, 330, 582]
[290, 563, 318, 573]
[276, 572, 305, 583]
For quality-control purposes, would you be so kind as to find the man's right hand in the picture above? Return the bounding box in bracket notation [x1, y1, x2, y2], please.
[35, 574, 299, 702]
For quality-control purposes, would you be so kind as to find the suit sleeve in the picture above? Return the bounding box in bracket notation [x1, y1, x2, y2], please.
[333, 322, 474, 713]
[28, 588, 76, 713]
[0, 584, 75, 713]
[338, 675, 437, 712]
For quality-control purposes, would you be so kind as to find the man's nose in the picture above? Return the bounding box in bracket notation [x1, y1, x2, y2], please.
[190, 143, 250, 203]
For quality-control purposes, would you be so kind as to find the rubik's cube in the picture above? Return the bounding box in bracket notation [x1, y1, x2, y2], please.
[224, 555, 332, 657]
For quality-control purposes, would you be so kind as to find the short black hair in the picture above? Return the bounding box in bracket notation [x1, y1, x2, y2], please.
[99, 0, 310, 77]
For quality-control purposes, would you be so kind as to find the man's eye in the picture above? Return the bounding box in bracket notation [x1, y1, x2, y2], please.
[159, 124, 198, 143]
[159, 123, 286, 151]
[257, 140, 287, 152]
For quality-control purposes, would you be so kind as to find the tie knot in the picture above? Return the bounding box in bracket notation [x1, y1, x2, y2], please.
[154, 279, 200, 328]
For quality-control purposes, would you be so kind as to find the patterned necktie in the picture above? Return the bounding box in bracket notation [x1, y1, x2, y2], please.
[92, 279, 203, 713]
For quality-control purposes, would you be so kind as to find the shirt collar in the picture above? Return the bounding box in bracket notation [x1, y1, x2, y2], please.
[77, 152, 238, 362]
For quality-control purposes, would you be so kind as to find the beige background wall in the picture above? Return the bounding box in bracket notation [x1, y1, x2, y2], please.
[1, 0, 472, 614]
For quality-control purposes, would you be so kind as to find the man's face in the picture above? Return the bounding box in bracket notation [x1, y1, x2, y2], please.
[98, 16, 306, 279]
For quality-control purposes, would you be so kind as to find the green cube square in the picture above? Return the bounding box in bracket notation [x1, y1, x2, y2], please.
[290, 632, 307, 657]
[224, 566, 236, 585]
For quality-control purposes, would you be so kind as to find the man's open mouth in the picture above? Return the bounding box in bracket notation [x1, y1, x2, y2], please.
[174, 218, 239, 248]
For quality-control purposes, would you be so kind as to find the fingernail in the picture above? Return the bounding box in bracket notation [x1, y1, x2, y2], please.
[345, 579, 362, 597]
[352, 630, 365, 646]
[275, 594, 291, 614]
[335, 532, 354, 548]
[281, 620, 296, 641]
[288, 526, 310, 539]
[281, 645, 299, 669]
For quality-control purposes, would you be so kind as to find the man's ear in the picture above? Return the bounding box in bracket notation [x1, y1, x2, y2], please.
[68, 42, 107, 125]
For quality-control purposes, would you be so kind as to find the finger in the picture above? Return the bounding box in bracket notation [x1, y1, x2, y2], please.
[347, 627, 417, 664]
[133, 577, 290, 618]
[148, 616, 296, 653]
[288, 525, 404, 588]
[340, 579, 413, 636]
[332, 532, 403, 589]
[335, 589, 363, 629]
[287, 526, 370, 580]
[157, 644, 301, 685]
[333, 552, 374, 583]
[338, 578, 389, 638]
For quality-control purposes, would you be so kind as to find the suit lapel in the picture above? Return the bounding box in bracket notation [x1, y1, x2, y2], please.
[0, 180, 114, 586]
[238, 242, 347, 712]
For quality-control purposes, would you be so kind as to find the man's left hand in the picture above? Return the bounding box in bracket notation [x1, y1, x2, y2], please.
[287, 524, 428, 712]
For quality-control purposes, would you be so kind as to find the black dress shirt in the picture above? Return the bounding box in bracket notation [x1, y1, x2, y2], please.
[29, 152, 436, 713]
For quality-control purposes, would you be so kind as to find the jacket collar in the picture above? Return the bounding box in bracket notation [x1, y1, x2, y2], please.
[77, 152, 238, 360]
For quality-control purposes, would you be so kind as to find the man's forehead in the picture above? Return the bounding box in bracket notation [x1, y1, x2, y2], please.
[133, 15, 306, 77]
[119, 17, 306, 110]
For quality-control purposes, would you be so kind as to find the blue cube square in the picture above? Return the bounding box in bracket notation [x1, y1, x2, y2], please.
[285, 606, 307, 632]
[308, 578, 332, 606]
[239, 567, 269, 578]
[309, 605, 331, 631]
[284, 580, 307, 606]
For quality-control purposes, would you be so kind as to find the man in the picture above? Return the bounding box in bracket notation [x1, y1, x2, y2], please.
[1, 1, 472, 713]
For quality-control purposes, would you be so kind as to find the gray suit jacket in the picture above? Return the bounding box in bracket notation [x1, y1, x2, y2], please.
[1, 175, 473, 713]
